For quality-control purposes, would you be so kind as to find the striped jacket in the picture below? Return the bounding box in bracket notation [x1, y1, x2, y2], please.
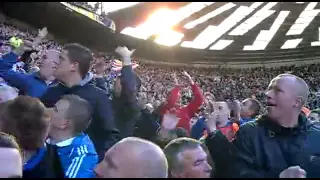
[48, 133, 98, 178]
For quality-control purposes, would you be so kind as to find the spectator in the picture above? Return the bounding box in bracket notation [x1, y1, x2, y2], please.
[160, 71, 203, 133]
[40, 43, 119, 160]
[190, 115, 208, 140]
[163, 137, 212, 178]
[0, 50, 59, 97]
[206, 101, 239, 142]
[239, 98, 261, 125]
[111, 46, 141, 139]
[92, 60, 108, 91]
[47, 95, 98, 178]
[232, 74, 320, 178]
[0, 96, 64, 178]
[204, 112, 234, 178]
[94, 137, 168, 178]
[0, 132, 22, 178]
[134, 97, 161, 141]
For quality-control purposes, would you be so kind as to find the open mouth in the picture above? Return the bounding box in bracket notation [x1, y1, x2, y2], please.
[266, 102, 276, 107]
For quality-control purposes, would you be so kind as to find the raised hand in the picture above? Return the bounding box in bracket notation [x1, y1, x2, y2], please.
[115, 46, 135, 58]
[205, 111, 218, 133]
[115, 46, 135, 66]
[182, 71, 191, 79]
[162, 112, 180, 130]
[38, 27, 48, 39]
[182, 71, 194, 85]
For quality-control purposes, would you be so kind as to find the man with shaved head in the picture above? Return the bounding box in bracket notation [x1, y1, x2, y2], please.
[231, 74, 320, 178]
[94, 137, 168, 178]
[0, 132, 22, 178]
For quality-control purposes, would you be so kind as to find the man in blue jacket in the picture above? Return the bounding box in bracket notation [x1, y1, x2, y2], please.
[0, 49, 59, 98]
[47, 94, 98, 178]
[40, 43, 119, 160]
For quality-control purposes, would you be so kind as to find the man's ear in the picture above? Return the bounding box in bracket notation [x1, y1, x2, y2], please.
[294, 96, 303, 108]
[70, 62, 79, 72]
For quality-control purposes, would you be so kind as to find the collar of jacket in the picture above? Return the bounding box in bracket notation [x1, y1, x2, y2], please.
[257, 114, 311, 136]
[58, 72, 94, 88]
[33, 71, 55, 85]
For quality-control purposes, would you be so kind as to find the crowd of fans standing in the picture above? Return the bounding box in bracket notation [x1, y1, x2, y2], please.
[0, 11, 320, 179]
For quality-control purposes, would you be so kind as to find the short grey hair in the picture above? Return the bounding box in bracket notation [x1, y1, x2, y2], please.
[60, 94, 93, 134]
[163, 137, 203, 175]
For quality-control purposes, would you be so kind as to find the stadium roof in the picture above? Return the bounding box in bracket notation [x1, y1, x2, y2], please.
[108, 2, 320, 51]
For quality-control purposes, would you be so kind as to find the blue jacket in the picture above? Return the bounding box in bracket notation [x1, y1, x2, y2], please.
[0, 52, 55, 98]
[40, 72, 119, 160]
[0, 52, 18, 71]
[191, 116, 209, 140]
[52, 133, 98, 178]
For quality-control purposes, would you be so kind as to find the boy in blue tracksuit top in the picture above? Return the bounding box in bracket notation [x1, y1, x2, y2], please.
[48, 94, 98, 178]
[50, 133, 98, 178]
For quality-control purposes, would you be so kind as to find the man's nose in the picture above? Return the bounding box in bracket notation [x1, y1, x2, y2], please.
[266, 90, 273, 99]
[205, 161, 212, 171]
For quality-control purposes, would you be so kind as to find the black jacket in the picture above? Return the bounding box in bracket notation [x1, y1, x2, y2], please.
[93, 76, 109, 92]
[231, 114, 320, 178]
[40, 73, 119, 160]
[134, 109, 161, 141]
[205, 130, 233, 178]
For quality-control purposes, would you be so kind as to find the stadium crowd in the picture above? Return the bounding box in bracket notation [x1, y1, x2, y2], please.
[0, 12, 320, 178]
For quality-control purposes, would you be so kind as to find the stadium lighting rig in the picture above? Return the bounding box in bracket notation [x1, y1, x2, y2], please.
[121, 2, 320, 51]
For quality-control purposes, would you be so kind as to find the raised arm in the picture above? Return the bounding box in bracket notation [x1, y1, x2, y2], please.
[160, 73, 181, 115]
[115, 46, 138, 105]
[183, 71, 204, 117]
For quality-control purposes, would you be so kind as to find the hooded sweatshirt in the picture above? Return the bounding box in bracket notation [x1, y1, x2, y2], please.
[40, 72, 119, 160]
[160, 84, 204, 133]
